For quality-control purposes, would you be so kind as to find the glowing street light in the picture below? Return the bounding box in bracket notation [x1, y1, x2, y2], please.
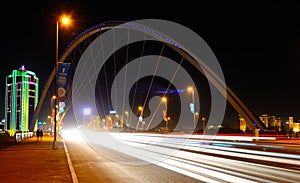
[50, 95, 57, 135]
[47, 115, 51, 133]
[83, 108, 91, 116]
[161, 96, 167, 103]
[83, 108, 91, 127]
[108, 116, 112, 128]
[138, 106, 143, 122]
[138, 106, 143, 112]
[51, 95, 57, 108]
[102, 119, 106, 128]
[53, 14, 72, 149]
[125, 110, 129, 127]
[187, 86, 196, 129]
[136, 106, 144, 130]
[161, 97, 169, 131]
[61, 16, 71, 25]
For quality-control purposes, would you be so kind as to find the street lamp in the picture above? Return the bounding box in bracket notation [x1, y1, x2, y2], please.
[83, 108, 91, 115]
[166, 117, 171, 132]
[161, 97, 168, 131]
[102, 119, 106, 128]
[125, 110, 129, 128]
[47, 115, 51, 134]
[53, 14, 72, 149]
[138, 106, 143, 118]
[137, 106, 143, 130]
[108, 116, 112, 128]
[83, 108, 91, 127]
[138, 106, 143, 112]
[187, 86, 196, 130]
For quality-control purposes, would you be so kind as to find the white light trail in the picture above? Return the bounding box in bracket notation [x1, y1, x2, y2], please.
[66, 129, 300, 183]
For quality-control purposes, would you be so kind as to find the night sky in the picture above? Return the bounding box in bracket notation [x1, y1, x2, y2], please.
[1, 1, 300, 127]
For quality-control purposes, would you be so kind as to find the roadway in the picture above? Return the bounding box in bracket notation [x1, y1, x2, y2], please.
[63, 132, 200, 182]
[63, 129, 300, 183]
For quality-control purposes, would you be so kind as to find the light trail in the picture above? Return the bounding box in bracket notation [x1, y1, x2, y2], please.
[63, 129, 300, 183]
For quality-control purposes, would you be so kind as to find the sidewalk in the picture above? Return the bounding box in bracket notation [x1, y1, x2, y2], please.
[0, 135, 72, 183]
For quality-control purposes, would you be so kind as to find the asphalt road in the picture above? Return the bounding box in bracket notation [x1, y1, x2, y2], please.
[64, 137, 200, 183]
[63, 130, 300, 183]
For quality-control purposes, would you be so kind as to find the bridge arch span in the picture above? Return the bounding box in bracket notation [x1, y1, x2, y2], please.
[30, 20, 266, 132]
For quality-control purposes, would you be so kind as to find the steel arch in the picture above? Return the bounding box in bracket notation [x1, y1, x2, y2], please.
[30, 20, 266, 131]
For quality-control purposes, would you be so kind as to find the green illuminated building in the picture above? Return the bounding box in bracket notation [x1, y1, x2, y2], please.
[5, 66, 39, 133]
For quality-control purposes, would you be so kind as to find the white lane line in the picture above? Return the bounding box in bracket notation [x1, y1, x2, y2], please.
[62, 139, 78, 183]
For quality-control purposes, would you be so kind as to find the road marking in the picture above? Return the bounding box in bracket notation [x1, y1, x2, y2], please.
[63, 139, 78, 183]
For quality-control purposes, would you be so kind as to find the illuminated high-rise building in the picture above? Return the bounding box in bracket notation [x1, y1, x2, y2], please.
[259, 114, 269, 128]
[269, 115, 277, 130]
[288, 116, 294, 130]
[239, 114, 247, 132]
[5, 66, 39, 133]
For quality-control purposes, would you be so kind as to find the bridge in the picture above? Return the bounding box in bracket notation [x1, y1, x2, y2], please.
[30, 19, 267, 134]
[4, 19, 300, 183]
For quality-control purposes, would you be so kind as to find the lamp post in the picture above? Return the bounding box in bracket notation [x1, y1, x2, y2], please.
[125, 110, 129, 128]
[187, 86, 196, 130]
[102, 119, 106, 128]
[108, 116, 112, 128]
[201, 116, 207, 133]
[47, 115, 51, 134]
[53, 15, 71, 149]
[195, 112, 199, 131]
[161, 97, 168, 132]
[83, 108, 91, 127]
[137, 106, 143, 130]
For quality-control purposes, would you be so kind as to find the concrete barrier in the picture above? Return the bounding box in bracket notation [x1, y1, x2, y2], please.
[15, 132, 34, 142]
